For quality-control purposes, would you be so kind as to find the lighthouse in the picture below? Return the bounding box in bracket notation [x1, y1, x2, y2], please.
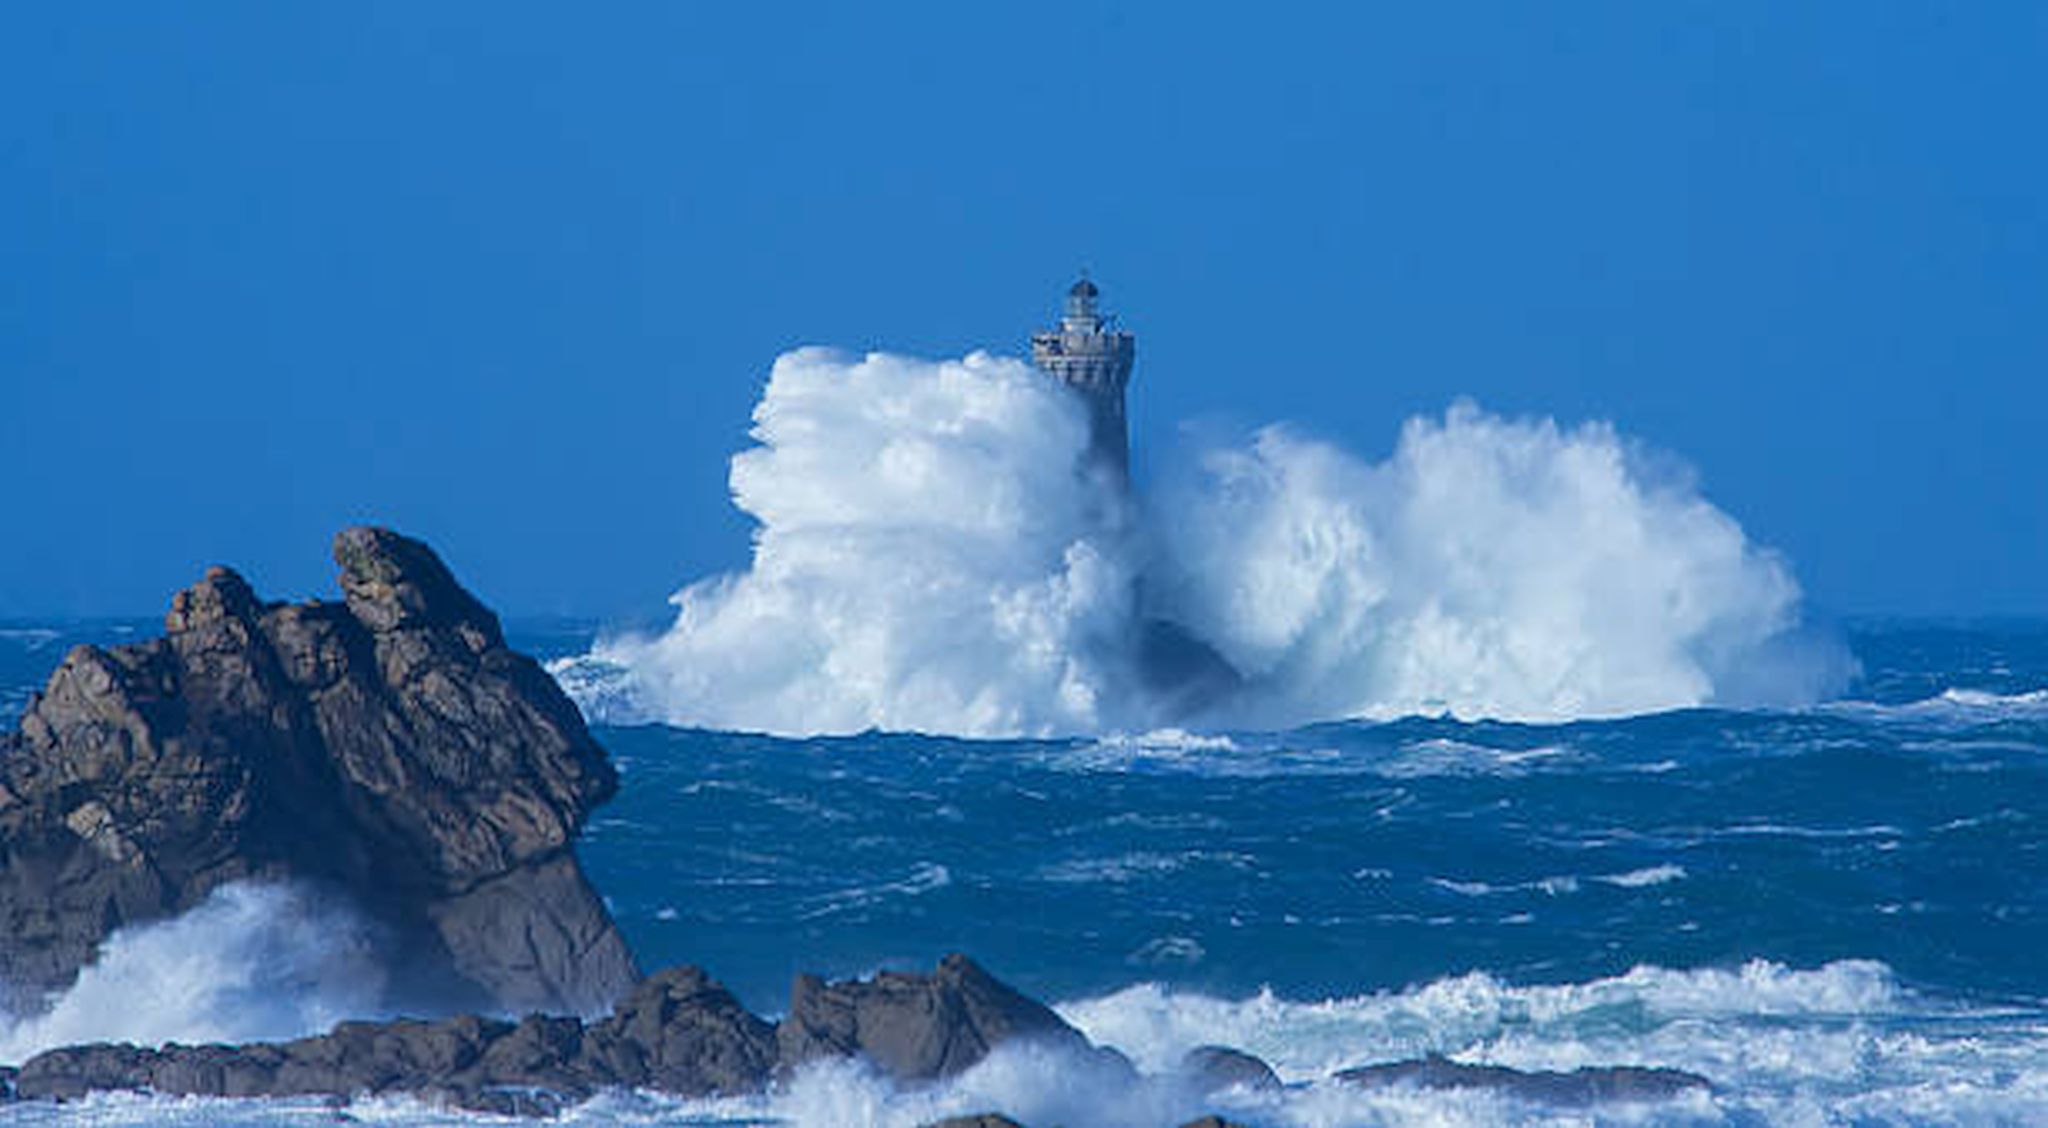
[1031, 275, 1136, 477]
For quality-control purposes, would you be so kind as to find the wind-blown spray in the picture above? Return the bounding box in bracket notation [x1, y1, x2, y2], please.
[557, 350, 1849, 736]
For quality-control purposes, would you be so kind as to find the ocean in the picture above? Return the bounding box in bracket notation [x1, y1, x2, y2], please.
[2, 617, 2045, 1125]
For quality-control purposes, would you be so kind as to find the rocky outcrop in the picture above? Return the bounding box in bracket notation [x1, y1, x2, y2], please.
[778, 952, 1094, 1080]
[9, 956, 1086, 1112]
[1178, 1044, 1280, 1093]
[576, 966, 778, 1094]
[1336, 1053, 1711, 1103]
[12, 966, 772, 1111]
[0, 527, 636, 1017]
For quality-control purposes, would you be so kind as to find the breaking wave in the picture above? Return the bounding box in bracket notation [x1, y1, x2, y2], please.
[0, 883, 387, 1064]
[1824, 686, 2048, 728]
[557, 348, 1852, 737]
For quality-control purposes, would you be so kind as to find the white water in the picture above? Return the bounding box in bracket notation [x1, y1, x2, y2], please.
[637, 958, 2040, 1126]
[558, 349, 1137, 737]
[11, 958, 2041, 1126]
[0, 883, 387, 1064]
[1826, 686, 2048, 727]
[557, 349, 1850, 738]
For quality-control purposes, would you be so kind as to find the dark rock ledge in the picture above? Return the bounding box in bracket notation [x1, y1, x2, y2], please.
[1337, 1052, 1712, 1104]
[7, 956, 1103, 1117]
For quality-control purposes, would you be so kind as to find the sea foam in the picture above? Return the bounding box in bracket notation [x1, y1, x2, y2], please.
[557, 348, 1852, 737]
[2, 957, 2044, 1126]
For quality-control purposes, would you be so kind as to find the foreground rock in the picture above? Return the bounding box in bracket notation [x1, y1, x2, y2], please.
[0, 527, 635, 1016]
[1337, 1053, 1711, 1103]
[14, 966, 770, 1112]
[11, 956, 1091, 1113]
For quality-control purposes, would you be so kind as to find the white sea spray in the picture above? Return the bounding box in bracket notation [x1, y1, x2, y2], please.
[568, 349, 1138, 737]
[559, 349, 1851, 737]
[0, 883, 387, 1064]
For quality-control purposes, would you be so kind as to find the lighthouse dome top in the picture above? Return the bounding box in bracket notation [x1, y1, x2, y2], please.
[1033, 274, 1136, 477]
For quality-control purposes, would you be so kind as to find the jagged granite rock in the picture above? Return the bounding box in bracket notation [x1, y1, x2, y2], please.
[575, 965, 778, 1094]
[1178, 1044, 1281, 1093]
[777, 953, 1095, 1081]
[1336, 1053, 1711, 1104]
[0, 527, 636, 1017]
[13, 965, 774, 1109]
[11, 959, 1108, 1112]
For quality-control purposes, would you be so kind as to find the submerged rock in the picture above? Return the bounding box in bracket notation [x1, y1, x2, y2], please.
[1178, 1044, 1281, 1093]
[1336, 1053, 1711, 1104]
[0, 527, 636, 1017]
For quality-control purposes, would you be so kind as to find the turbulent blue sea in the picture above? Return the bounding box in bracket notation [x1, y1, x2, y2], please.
[3, 619, 2047, 1125]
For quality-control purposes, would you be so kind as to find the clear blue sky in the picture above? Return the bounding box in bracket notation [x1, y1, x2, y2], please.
[2, 3, 2042, 618]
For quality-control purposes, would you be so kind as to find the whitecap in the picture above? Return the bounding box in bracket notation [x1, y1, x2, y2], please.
[1095, 727, 1242, 753]
[1596, 864, 1688, 888]
[1822, 686, 2048, 729]
[793, 862, 953, 921]
[1039, 852, 1190, 885]
[1375, 738, 1574, 779]
[0, 628, 60, 651]
[1429, 874, 1581, 897]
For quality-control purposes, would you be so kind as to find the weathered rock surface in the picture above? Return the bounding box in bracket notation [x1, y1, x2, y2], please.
[12, 968, 770, 1110]
[778, 952, 1093, 1080]
[10, 956, 1093, 1112]
[579, 965, 778, 1094]
[1336, 1053, 1711, 1104]
[0, 527, 636, 1017]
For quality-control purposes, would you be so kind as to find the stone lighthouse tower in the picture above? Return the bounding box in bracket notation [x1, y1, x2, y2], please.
[1031, 275, 1136, 477]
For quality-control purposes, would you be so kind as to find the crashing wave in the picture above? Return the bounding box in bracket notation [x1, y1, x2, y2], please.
[0, 883, 386, 1064]
[558, 349, 1853, 737]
